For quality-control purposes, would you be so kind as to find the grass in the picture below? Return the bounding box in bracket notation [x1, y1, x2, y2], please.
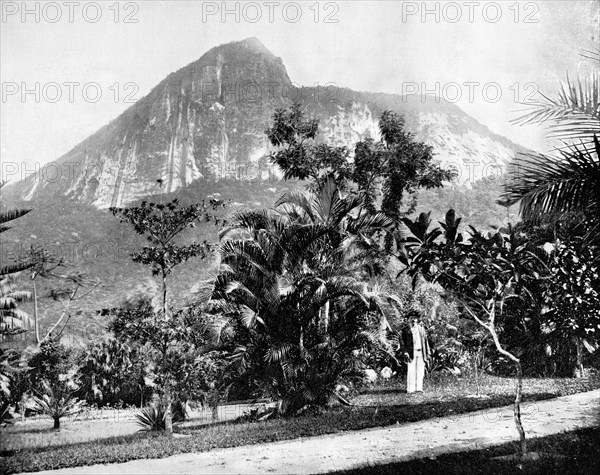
[333, 427, 600, 475]
[1, 372, 599, 474]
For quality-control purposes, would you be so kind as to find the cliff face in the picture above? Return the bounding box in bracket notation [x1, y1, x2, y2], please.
[6, 37, 527, 208]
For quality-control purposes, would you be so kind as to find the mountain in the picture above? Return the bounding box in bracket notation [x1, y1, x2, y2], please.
[3, 37, 529, 208]
[0, 38, 527, 346]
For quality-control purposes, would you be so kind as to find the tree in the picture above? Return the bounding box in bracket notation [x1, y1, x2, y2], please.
[214, 176, 398, 415]
[25, 339, 82, 429]
[27, 339, 71, 393]
[0, 183, 33, 413]
[265, 103, 352, 186]
[110, 197, 222, 433]
[406, 210, 545, 458]
[0, 181, 33, 338]
[354, 111, 455, 225]
[0, 182, 32, 276]
[266, 105, 455, 249]
[502, 49, 600, 246]
[19, 245, 64, 344]
[28, 378, 82, 429]
[110, 198, 221, 317]
[0, 274, 31, 339]
[41, 271, 101, 344]
[542, 240, 600, 376]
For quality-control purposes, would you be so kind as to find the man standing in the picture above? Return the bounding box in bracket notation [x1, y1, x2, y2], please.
[401, 310, 431, 393]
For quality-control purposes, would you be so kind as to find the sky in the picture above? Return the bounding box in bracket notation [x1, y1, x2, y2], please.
[1, 0, 599, 180]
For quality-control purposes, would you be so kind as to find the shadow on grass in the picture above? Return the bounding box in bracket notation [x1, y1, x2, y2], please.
[0, 425, 60, 436]
[335, 392, 557, 427]
[175, 417, 246, 433]
[331, 427, 600, 475]
[360, 387, 406, 396]
[0, 431, 148, 458]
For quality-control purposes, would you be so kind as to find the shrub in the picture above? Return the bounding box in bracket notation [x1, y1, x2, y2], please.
[1, 401, 13, 426]
[135, 401, 186, 431]
[76, 338, 152, 408]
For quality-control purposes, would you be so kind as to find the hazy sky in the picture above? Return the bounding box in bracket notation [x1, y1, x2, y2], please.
[1, 1, 598, 178]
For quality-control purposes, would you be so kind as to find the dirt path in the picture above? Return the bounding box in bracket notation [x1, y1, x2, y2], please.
[21, 389, 600, 474]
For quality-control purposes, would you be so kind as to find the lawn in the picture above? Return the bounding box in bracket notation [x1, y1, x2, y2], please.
[1, 372, 599, 474]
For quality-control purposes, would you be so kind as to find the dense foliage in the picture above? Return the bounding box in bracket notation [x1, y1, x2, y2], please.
[212, 176, 397, 414]
[77, 338, 152, 407]
[266, 104, 454, 249]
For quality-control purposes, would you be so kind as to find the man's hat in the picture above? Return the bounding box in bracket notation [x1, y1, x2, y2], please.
[406, 310, 422, 319]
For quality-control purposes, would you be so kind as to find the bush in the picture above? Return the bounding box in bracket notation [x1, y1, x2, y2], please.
[76, 338, 152, 408]
[135, 401, 186, 431]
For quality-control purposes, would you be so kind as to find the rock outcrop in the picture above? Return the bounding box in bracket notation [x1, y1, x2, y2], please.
[6, 37, 527, 208]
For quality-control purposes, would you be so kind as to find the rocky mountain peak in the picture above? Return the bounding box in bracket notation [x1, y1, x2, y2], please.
[5, 38, 528, 209]
[238, 36, 277, 57]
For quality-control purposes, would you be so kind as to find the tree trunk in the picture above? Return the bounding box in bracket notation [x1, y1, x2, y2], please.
[53, 416, 60, 429]
[162, 344, 173, 434]
[42, 309, 70, 343]
[322, 300, 330, 333]
[21, 395, 27, 422]
[164, 387, 173, 435]
[574, 337, 584, 378]
[474, 350, 480, 396]
[513, 360, 527, 457]
[33, 278, 40, 344]
[474, 338, 485, 396]
[162, 269, 168, 319]
[469, 310, 527, 459]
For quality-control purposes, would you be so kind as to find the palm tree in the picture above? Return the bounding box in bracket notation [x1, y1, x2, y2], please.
[1, 182, 33, 416]
[0, 274, 32, 339]
[501, 49, 600, 245]
[0, 182, 32, 276]
[1, 182, 33, 338]
[213, 176, 397, 414]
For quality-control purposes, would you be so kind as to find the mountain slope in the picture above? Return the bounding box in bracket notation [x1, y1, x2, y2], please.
[0, 38, 529, 345]
[4, 37, 529, 208]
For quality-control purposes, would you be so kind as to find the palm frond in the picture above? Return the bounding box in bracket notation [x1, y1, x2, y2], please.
[501, 136, 600, 221]
[0, 208, 32, 227]
[580, 48, 600, 62]
[264, 342, 295, 364]
[512, 73, 599, 148]
[0, 262, 33, 275]
[135, 404, 185, 431]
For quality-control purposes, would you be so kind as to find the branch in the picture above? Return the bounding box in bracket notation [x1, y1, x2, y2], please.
[72, 281, 101, 300]
[487, 322, 520, 364]
[42, 308, 70, 342]
[53, 313, 73, 339]
[458, 298, 519, 364]
[459, 299, 491, 330]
